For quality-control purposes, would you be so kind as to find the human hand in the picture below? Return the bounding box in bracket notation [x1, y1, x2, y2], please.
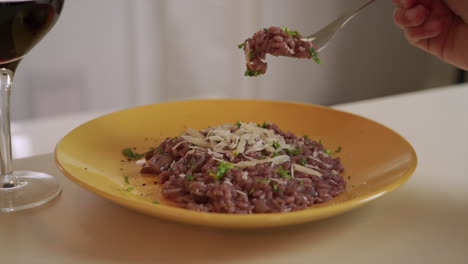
[392, 0, 468, 70]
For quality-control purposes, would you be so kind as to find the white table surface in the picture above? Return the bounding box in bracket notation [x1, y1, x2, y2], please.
[2, 84, 468, 263]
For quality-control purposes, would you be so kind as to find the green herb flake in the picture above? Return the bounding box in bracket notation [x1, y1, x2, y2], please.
[272, 184, 281, 192]
[152, 200, 160, 204]
[249, 50, 254, 59]
[172, 136, 178, 140]
[318, 139, 323, 145]
[261, 121, 267, 128]
[304, 134, 309, 139]
[235, 121, 242, 128]
[272, 141, 280, 149]
[212, 162, 234, 180]
[275, 166, 292, 179]
[122, 148, 144, 160]
[281, 26, 300, 36]
[326, 146, 342, 156]
[156, 147, 164, 154]
[310, 47, 322, 64]
[186, 175, 194, 181]
[300, 157, 307, 166]
[255, 178, 270, 184]
[290, 148, 302, 155]
[124, 176, 130, 184]
[270, 152, 280, 158]
[244, 69, 262, 77]
[238, 42, 246, 49]
[125, 186, 134, 192]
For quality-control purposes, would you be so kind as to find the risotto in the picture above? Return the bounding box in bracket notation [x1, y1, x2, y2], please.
[239, 26, 321, 76]
[139, 122, 346, 214]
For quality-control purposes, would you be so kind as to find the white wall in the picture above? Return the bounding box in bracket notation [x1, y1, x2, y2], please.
[10, 0, 458, 120]
[12, 0, 135, 120]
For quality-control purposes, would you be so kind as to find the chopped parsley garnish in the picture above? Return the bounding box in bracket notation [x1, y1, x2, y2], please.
[125, 186, 134, 192]
[272, 141, 280, 149]
[318, 139, 323, 145]
[186, 175, 194, 181]
[255, 178, 270, 184]
[122, 148, 144, 160]
[152, 200, 160, 204]
[156, 147, 163, 154]
[235, 121, 242, 128]
[238, 42, 245, 49]
[310, 47, 321, 64]
[300, 157, 307, 166]
[212, 162, 234, 180]
[249, 50, 254, 59]
[261, 121, 267, 128]
[124, 176, 129, 184]
[245, 69, 262, 77]
[304, 134, 310, 139]
[290, 148, 302, 155]
[275, 166, 292, 178]
[270, 152, 280, 158]
[281, 26, 300, 36]
[272, 184, 281, 192]
[326, 146, 342, 155]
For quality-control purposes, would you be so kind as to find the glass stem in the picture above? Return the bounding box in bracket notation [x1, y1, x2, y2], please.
[0, 68, 14, 185]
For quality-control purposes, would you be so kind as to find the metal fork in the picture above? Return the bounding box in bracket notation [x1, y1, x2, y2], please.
[306, 0, 377, 52]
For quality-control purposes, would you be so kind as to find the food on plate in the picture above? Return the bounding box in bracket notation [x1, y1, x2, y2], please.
[139, 121, 345, 214]
[239, 26, 321, 76]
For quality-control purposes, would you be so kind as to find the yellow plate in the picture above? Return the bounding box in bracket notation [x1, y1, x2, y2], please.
[55, 99, 417, 228]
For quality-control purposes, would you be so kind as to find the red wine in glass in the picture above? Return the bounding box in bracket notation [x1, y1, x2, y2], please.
[0, 0, 64, 70]
[0, 0, 64, 212]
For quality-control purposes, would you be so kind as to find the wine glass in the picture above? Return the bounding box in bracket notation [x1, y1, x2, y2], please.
[0, 0, 64, 212]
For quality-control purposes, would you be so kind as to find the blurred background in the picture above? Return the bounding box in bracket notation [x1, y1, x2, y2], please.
[10, 0, 466, 121]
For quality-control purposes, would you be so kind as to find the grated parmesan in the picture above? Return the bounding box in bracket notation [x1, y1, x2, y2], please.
[181, 122, 293, 160]
[292, 163, 322, 178]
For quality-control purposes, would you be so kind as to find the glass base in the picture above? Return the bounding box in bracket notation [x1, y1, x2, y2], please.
[0, 171, 61, 212]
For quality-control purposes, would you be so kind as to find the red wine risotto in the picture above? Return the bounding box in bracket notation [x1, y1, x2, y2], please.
[140, 122, 346, 214]
[239, 26, 321, 76]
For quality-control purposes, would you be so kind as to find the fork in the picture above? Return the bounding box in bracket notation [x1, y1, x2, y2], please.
[306, 0, 377, 52]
